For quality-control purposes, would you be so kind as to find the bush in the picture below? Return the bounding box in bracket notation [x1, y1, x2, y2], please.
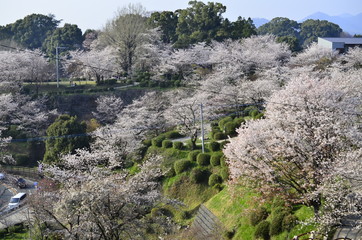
[282, 214, 298, 231]
[214, 132, 226, 140]
[208, 141, 220, 152]
[188, 150, 201, 161]
[220, 155, 227, 168]
[220, 167, 229, 180]
[208, 173, 222, 186]
[162, 140, 173, 148]
[250, 207, 269, 226]
[224, 121, 238, 136]
[210, 153, 223, 166]
[174, 159, 192, 174]
[269, 212, 287, 236]
[233, 117, 245, 126]
[190, 167, 210, 184]
[218, 116, 233, 130]
[197, 153, 211, 166]
[173, 141, 183, 150]
[165, 131, 182, 139]
[254, 220, 270, 240]
[152, 136, 166, 147]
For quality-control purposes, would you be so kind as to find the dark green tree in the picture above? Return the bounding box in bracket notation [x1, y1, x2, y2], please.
[276, 36, 301, 52]
[10, 14, 60, 49]
[300, 19, 342, 47]
[42, 23, 83, 57]
[257, 17, 300, 38]
[43, 115, 90, 164]
[148, 11, 179, 43]
[174, 1, 226, 48]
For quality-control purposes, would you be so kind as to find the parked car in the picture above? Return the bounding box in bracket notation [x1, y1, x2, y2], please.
[0, 173, 4, 180]
[8, 192, 27, 210]
[16, 178, 27, 188]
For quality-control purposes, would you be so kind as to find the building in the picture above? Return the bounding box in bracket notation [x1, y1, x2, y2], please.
[318, 37, 362, 53]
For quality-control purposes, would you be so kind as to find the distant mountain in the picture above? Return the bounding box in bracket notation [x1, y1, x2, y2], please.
[300, 12, 362, 35]
[252, 18, 269, 28]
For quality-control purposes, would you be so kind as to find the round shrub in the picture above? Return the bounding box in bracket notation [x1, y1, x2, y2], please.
[174, 159, 192, 175]
[254, 220, 270, 240]
[218, 116, 233, 130]
[142, 139, 152, 147]
[282, 214, 298, 231]
[233, 117, 245, 126]
[190, 167, 210, 184]
[188, 150, 201, 161]
[162, 140, 173, 148]
[165, 131, 182, 139]
[210, 153, 223, 166]
[220, 167, 229, 181]
[220, 155, 227, 168]
[208, 173, 222, 186]
[269, 211, 287, 236]
[224, 121, 238, 136]
[173, 141, 183, 150]
[152, 136, 166, 147]
[250, 207, 269, 226]
[208, 141, 220, 152]
[214, 132, 226, 140]
[197, 153, 211, 166]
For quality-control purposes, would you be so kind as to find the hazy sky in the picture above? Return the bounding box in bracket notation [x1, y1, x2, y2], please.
[1, 0, 362, 32]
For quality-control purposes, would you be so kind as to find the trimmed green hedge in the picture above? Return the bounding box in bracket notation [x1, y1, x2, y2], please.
[197, 153, 211, 166]
[173, 141, 183, 150]
[188, 150, 201, 161]
[174, 159, 192, 174]
[208, 173, 222, 186]
[162, 140, 173, 148]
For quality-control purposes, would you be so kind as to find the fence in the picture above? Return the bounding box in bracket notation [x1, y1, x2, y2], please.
[0, 165, 41, 180]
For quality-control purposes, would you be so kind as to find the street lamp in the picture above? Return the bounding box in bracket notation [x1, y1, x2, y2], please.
[56, 45, 67, 88]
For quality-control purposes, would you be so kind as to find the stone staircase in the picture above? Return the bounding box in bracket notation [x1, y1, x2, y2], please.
[189, 204, 223, 239]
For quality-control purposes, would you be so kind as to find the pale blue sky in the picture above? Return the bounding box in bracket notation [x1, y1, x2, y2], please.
[1, 0, 362, 32]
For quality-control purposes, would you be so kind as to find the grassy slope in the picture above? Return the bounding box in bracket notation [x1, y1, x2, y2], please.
[204, 186, 315, 240]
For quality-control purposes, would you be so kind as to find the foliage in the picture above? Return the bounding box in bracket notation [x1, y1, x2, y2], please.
[162, 139, 173, 148]
[208, 173, 222, 186]
[254, 220, 270, 240]
[282, 214, 298, 231]
[250, 207, 269, 226]
[190, 167, 210, 184]
[152, 136, 166, 147]
[173, 141, 183, 150]
[269, 211, 287, 236]
[188, 150, 201, 161]
[220, 167, 229, 181]
[213, 132, 226, 140]
[208, 141, 220, 152]
[164, 130, 182, 139]
[9, 14, 60, 49]
[197, 153, 211, 166]
[300, 19, 342, 47]
[43, 114, 89, 164]
[210, 153, 222, 166]
[173, 159, 192, 174]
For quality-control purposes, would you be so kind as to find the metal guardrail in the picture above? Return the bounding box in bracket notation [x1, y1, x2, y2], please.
[1, 166, 41, 180]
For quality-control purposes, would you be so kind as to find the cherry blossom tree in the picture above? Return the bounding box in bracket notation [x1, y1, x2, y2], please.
[164, 89, 201, 150]
[224, 70, 362, 220]
[340, 46, 362, 70]
[196, 36, 291, 110]
[66, 47, 118, 82]
[30, 154, 176, 239]
[93, 95, 124, 125]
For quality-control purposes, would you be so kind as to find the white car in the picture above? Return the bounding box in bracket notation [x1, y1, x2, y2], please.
[0, 173, 5, 180]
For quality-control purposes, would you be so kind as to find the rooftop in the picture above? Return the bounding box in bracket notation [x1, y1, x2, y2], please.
[320, 37, 362, 45]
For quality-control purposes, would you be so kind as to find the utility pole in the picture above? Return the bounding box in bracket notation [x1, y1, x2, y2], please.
[200, 103, 205, 153]
[56, 45, 67, 88]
